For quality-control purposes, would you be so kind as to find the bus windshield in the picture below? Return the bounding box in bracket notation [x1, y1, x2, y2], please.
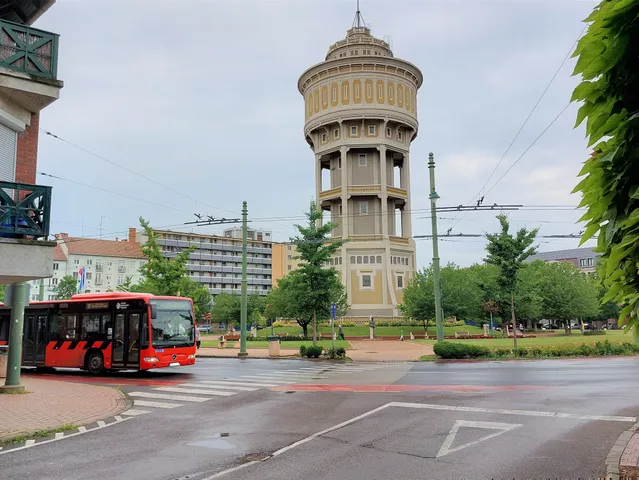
[150, 299, 194, 349]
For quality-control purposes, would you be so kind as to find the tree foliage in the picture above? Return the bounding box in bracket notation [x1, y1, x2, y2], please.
[290, 201, 346, 343]
[56, 275, 78, 300]
[485, 214, 538, 347]
[571, 0, 639, 336]
[211, 293, 266, 328]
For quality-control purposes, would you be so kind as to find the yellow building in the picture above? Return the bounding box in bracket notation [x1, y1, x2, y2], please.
[271, 243, 302, 287]
[298, 8, 422, 316]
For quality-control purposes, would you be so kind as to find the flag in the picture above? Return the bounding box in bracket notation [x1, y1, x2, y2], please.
[78, 267, 86, 292]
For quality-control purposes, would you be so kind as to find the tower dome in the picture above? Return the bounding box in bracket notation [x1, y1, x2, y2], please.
[298, 8, 422, 316]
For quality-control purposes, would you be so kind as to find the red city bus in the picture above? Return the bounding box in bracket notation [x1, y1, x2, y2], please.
[0, 292, 197, 374]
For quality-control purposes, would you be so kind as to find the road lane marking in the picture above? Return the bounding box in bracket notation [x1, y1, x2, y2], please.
[202, 380, 281, 387]
[154, 387, 236, 397]
[436, 420, 522, 457]
[251, 372, 317, 377]
[128, 391, 210, 402]
[201, 461, 261, 480]
[180, 383, 259, 391]
[239, 376, 295, 383]
[0, 416, 132, 456]
[389, 402, 638, 422]
[25, 440, 35, 447]
[132, 400, 182, 409]
[121, 408, 151, 416]
[54, 433, 64, 440]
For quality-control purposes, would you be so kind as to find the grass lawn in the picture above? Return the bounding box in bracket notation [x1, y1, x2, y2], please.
[200, 339, 351, 350]
[244, 325, 484, 338]
[414, 330, 632, 348]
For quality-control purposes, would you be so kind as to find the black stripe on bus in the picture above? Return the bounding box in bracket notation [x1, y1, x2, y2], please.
[67, 341, 80, 350]
[83, 341, 94, 350]
[53, 341, 64, 350]
[99, 341, 110, 350]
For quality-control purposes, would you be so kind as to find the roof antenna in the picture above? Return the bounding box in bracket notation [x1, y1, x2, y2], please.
[352, 0, 366, 28]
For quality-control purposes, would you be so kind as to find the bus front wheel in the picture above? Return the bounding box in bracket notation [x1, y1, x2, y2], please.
[86, 351, 104, 376]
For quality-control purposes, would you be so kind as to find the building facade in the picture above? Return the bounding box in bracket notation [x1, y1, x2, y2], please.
[223, 227, 272, 243]
[27, 230, 146, 300]
[298, 13, 422, 316]
[528, 247, 601, 274]
[271, 242, 302, 287]
[0, 0, 61, 286]
[149, 229, 273, 297]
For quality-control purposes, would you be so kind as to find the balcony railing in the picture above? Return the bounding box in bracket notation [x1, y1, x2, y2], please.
[118, 266, 126, 273]
[0, 19, 59, 79]
[0, 181, 52, 239]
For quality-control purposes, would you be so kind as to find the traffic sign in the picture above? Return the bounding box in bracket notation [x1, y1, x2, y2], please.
[330, 303, 336, 320]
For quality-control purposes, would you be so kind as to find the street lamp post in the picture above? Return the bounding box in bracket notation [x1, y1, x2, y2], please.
[239, 201, 248, 358]
[428, 153, 445, 342]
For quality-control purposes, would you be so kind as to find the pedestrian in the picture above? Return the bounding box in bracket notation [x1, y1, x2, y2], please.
[195, 325, 201, 349]
[338, 324, 344, 340]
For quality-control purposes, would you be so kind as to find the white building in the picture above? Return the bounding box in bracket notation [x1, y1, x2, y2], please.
[223, 227, 272, 242]
[28, 229, 146, 301]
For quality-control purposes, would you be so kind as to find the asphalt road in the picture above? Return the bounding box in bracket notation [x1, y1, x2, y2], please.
[2, 357, 638, 479]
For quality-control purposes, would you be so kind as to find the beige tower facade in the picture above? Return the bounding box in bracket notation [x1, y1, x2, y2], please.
[298, 20, 423, 316]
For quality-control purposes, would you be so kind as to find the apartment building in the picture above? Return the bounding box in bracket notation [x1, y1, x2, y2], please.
[528, 247, 601, 274]
[28, 231, 146, 300]
[146, 229, 273, 297]
[271, 242, 302, 287]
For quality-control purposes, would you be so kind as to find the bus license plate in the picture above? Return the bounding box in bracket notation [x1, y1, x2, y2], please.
[169, 362, 180, 367]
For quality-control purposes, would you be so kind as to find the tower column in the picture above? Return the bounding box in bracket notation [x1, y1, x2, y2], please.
[403, 151, 412, 239]
[340, 146, 349, 289]
[379, 145, 388, 239]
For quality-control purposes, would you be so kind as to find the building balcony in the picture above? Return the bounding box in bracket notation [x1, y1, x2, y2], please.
[389, 235, 410, 245]
[347, 185, 381, 196]
[0, 19, 62, 114]
[387, 186, 408, 199]
[0, 181, 55, 284]
[318, 187, 341, 201]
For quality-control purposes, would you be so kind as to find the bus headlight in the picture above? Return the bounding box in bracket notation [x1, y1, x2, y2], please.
[144, 357, 159, 363]
[188, 354, 196, 360]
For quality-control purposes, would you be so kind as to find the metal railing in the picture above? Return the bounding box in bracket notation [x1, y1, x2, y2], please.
[0, 19, 58, 79]
[0, 181, 52, 239]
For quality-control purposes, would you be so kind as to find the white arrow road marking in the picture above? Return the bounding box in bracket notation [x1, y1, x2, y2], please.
[180, 383, 259, 391]
[436, 420, 522, 458]
[203, 380, 281, 387]
[132, 400, 182, 409]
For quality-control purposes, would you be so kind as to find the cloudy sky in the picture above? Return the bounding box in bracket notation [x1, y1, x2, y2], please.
[34, 0, 598, 268]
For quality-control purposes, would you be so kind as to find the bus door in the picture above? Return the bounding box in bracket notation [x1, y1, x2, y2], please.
[112, 311, 141, 368]
[23, 313, 47, 365]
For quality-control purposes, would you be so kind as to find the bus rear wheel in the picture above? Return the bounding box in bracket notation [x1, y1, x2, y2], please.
[86, 351, 104, 376]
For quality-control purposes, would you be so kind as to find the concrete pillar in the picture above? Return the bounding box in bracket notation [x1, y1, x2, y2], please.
[403, 151, 412, 238]
[379, 145, 388, 239]
[1, 283, 27, 393]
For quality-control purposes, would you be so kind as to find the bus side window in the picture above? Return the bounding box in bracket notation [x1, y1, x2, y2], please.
[65, 315, 78, 340]
[49, 315, 62, 341]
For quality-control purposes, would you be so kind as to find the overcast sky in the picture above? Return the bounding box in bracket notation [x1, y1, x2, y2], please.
[34, 0, 598, 268]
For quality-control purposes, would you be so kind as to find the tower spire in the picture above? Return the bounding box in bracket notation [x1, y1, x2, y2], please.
[352, 0, 366, 28]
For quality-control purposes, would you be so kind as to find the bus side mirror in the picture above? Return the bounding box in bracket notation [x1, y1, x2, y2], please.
[150, 304, 157, 320]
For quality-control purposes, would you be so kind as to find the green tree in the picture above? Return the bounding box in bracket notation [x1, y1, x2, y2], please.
[211, 293, 241, 326]
[399, 268, 434, 334]
[0, 285, 4, 303]
[116, 276, 133, 292]
[514, 263, 543, 329]
[571, 0, 639, 336]
[485, 214, 538, 347]
[56, 275, 78, 300]
[291, 201, 345, 343]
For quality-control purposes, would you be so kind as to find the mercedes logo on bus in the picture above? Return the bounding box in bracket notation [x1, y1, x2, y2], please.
[172, 354, 177, 361]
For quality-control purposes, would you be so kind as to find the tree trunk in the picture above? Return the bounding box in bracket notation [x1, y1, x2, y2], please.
[564, 320, 569, 335]
[312, 310, 317, 346]
[302, 324, 308, 338]
[511, 292, 518, 349]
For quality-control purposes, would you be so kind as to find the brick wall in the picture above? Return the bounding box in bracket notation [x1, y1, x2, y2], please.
[15, 112, 39, 184]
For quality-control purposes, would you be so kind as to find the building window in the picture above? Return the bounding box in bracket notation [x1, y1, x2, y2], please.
[386, 127, 392, 137]
[86, 272, 92, 280]
[359, 153, 367, 166]
[398, 130, 403, 141]
[86, 259, 93, 266]
[53, 263, 59, 271]
[73, 272, 78, 280]
[376, 256, 382, 263]
[287, 245, 292, 250]
[357, 256, 362, 264]
[350, 126, 358, 136]
[338, 157, 342, 169]
[587, 257, 594, 266]
[321, 132, 327, 143]
[370, 256, 375, 264]
[362, 274, 372, 289]
[368, 126, 376, 135]
[359, 201, 368, 215]
[579, 259, 586, 267]
[350, 256, 356, 264]
[363, 256, 369, 264]
[288, 255, 292, 260]
[107, 261, 112, 267]
[334, 128, 339, 139]
[50, 277, 58, 285]
[117, 275, 124, 285]
[397, 275, 404, 289]
[74, 260, 80, 265]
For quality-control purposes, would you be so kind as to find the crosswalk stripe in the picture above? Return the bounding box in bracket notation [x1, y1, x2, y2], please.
[180, 383, 258, 391]
[129, 391, 210, 402]
[199, 380, 281, 387]
[122, 408, 151, 416]
[250, 372, 316, 378]
[133, 400, 182, 409]
[239, 376, 295, 383]
[154, 387, 235, 397]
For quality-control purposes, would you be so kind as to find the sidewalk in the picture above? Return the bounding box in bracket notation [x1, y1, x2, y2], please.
[0, 377, 129, 441]
[196, 340, 434, 362]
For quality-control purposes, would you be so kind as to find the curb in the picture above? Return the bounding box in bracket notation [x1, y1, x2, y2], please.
[605, 421, 639, 479]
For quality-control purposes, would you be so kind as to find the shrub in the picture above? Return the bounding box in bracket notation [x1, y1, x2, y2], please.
[583, 330, 606, 336]
[302, 345, 323, 359]
[443, 320, 466, 327]
[433, 342, 490, 359]
[326, 347, 346, 359]
[299, 345, 307, 357]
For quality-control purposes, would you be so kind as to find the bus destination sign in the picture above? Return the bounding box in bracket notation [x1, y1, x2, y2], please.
[86, 302, 109, 310]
